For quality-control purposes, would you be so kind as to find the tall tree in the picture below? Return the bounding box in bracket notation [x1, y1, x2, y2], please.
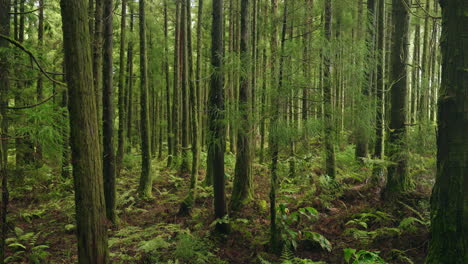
[125, 5, 134, 148]
[172, 1, 181, 165]
[137, 0, 152, 198]
[384, 0, 411, 198]
[355, 0, 375, 160]
[93, 0, 104, 137]
[208, 0, 228, 233]
[231, 0, 252, 212]
[426, 0, 467, 262]
[60, 0, 109, 262]
[180, 0, 190, 173]
[323, 0, 336, 178]
[116, 0, 127, 177]
[372, 0, 385, 182]
[35, 0, 44, 164]
[0, 0, 10, 262]
[179, 0, 201, 215]
[269, 0, 281, 250]
[102, 0, 116, 224]
[163, 0, 172, 167]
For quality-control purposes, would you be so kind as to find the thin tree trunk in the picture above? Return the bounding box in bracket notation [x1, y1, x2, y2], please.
[323, 0, 336, 178]
[125, 7, 134, 149]
[102, 0, 117, 225]
[93, 0, 103, 142]
[269, 0, 282, 250]
[164, 0, 172, 167]
[231, 0, 252, 212]
[116, 0, 127, 177]
[180, 0, 190, 174]
[172, 1, 181, 162]
[371, 0, 385, 183]
[0, 1, 10, 262]
[137, 0, 152, 198]
[209, 0, 229, 233]
[384, 0, 411, 199]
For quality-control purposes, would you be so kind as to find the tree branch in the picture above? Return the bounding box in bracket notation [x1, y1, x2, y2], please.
[0, 33, 66, 87]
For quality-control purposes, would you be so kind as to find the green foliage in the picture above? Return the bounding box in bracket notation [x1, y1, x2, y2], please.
[259, 254, 326, 264]
[16, 104, 67, 161]
[276, 204, 330, 252]
[343, 248, 386, 264]
[398, 217, 428, 233]
[5, 228, 50, 264]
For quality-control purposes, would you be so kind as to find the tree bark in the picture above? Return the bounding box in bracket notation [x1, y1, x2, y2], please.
[383, 0, 411, 198]
[60, 0, 109, 262]
[137, 0, 152, 198]
[0, 1, 10, 262]
[372, 0, 385, 183]
[209, 0, 229, 233]
[163, 0, 172, 167]
[426, 0, 468, 262]
[116, 0, 127, 177]
[323, 0, 336, 178]
[231, 0, 252, 212]
[102, 0, 116, 224]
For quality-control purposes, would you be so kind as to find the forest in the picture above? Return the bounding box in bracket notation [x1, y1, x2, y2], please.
[0, 0, 466, 263]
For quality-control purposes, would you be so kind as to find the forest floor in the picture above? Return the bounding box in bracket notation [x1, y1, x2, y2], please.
[4, 146, 434, 264]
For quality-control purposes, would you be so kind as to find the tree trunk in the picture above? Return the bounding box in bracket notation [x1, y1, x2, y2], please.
[137, 0, 152, 198]
[372, 0, 385, 183]
[93, 0, 103, 142]
[172, 1, 181, 163]
[0, 1, 10, 262]
[323, 0, 336, 178]
[426, 0, 468, 262]
[102, 0, 117, 225]
[116, 0, 127, 177]
[180, 0, 190, 174]
[163, 0, 172, 167]
[125, 8, 134, 149]
[60, 0, 109, 262]
[384, 0, 411, 199]
[179, 0, 201, 216]
[355, 0, 375, 160]
[231, 0, 252, 212]
[35, 0, 44, 165]
[209, 0, 229, 233]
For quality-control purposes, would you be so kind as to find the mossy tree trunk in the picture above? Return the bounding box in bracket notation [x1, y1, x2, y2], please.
[163, 0, 172, 167]
[372, 0, 385, 183]
[384, 0, 411, 199]
[323, 0, 336, 179]
[180, 0, 190, 174]
[179, 0, 201, 216]
[0, 0, 10, 262]
[102, 0, 117, 225]
[172, 1, 180, 165]
[60, 0, 109, 262]
[137, 0, 152, 198]
[209, 0, 229, 233]
[116, 0, 127, 177]
[355, 0, 375, 161]
[231, 0, 253, 212]
[125, 7, 134, 149]
[93, 0, 103, 143]
[426, 0, 468, 262]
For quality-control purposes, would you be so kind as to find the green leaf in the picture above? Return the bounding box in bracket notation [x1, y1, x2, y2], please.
[8, 242, 27, 250]
[343, 248, 356, 263]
